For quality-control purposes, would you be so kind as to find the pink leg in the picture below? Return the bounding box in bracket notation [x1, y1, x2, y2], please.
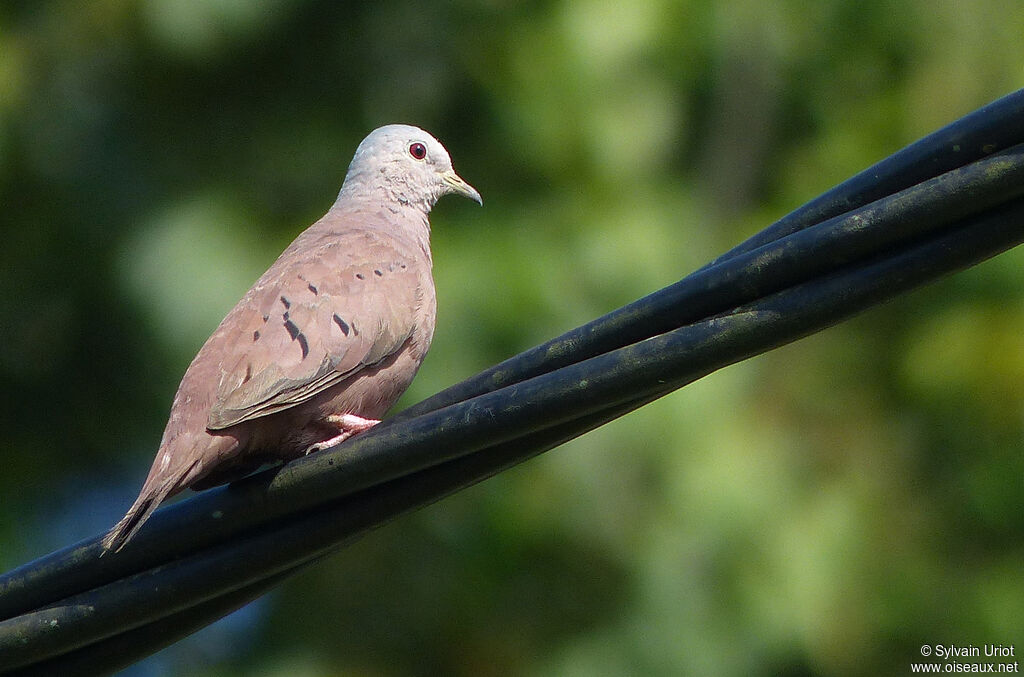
[305, 413, 381, 455]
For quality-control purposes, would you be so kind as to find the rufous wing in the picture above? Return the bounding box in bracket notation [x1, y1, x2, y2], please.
[206, 230, 426, 430]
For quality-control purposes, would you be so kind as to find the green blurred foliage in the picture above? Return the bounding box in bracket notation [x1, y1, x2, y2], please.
[1, 1, 1023, 675]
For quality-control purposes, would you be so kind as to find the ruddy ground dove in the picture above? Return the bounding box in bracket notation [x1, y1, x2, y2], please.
[102, 124, 481, 552]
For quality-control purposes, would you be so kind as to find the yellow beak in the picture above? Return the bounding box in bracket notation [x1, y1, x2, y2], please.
[442, 170, 483, 205]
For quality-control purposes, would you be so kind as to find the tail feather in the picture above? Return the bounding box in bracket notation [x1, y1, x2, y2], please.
[101, 455, 202, 553]
[102, 434, 240, 553]
[100, 477, 182, 553]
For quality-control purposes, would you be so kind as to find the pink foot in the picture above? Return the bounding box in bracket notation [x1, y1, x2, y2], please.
[305, 413, 381, 455]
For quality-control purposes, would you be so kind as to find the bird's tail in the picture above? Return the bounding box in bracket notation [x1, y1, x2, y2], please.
[102, 431, 241, 553]
[101, 454, 201, 553]
[100, 483, 175, 553]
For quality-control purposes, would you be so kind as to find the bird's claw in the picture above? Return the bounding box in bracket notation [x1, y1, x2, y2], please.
[304, 414, 381, 455]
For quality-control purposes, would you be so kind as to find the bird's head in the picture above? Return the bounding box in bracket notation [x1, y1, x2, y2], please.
[339, 124, 482, 212]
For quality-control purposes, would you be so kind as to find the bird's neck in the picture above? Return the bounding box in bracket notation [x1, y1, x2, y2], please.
[330, 185, 434, 264]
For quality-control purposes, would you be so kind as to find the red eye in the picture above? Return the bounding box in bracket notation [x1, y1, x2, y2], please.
[409, 142, 427, 160]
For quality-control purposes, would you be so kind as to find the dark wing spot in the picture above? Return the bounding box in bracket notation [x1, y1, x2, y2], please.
[355, 273, 365, 280]
[262, 314, 269, 323]
[333, 313, 350, 336]
[253, 330, 260, 342]
[284, 319, 310, 359]
[373, 269, 383, 277]
[298, 274, 317, 294]
[280, 295, 291, 309]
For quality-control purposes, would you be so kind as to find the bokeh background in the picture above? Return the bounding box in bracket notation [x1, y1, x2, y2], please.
[2, 1, 1023, 675]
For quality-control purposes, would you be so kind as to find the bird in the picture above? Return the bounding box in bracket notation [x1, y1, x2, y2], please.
[101, 124, 482, 552]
